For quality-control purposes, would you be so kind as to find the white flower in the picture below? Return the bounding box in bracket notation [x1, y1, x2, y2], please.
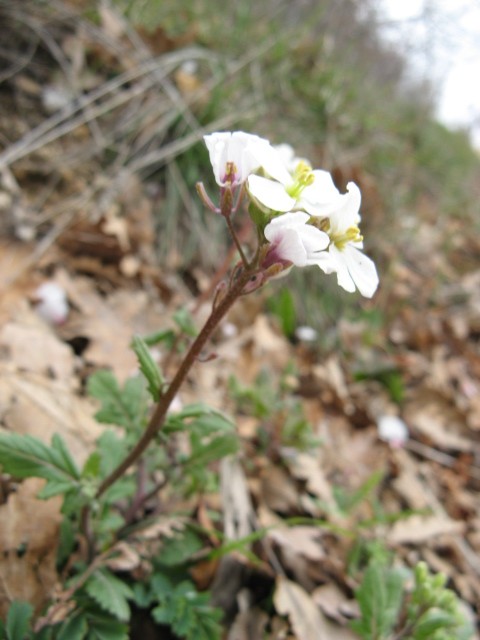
[309, 182, 379, 298]
[247, 142, 349, 216]
[273, 143, 310, 174]
[377, 415, 409, 448]
[263, 211, 329, 268]
[203, 131, 269, 188]
[34, 282, 69, 325]
[295, 325, 318, 342]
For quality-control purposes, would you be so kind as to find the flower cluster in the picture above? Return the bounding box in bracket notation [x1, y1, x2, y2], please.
[199, 131, 379, 298]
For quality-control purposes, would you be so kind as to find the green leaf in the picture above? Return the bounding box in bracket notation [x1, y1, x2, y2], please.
[351, 561, 404, 640]
[173, 308, 197, 337]
[6, 601, 33, 640]
[51, 434, 80, 478]
[84, 570, 133, 622]
[85, 614, 128, 640]
[151, 580, 222, 640]
[267, 287, 296, 338]
[142, 328, 176, 348]
[87, 371, 146, 431]
[165, 404, 235, 435]
[158, 529, 203, 567]
[96, 431, 129, 477]
[37, 479, 77, 499]
[0, 433, 80, 488]
[57, 517, 77, 568]
[57, 611, 88, 640]
[414, 610, 458, 639]
[131, 335, 164, 401]
[82, 452, 101, 479]
[183, 433, 238, 471]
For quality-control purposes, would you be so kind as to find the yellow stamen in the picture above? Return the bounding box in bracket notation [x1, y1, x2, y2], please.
[224, 161, 237, 185]
[286, 161, 315, 198]
[332, 225, 363, 250]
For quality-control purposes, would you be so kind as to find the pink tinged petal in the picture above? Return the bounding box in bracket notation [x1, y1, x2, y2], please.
[265, 212, 329, 266]
[204, 132, 230, 185]
[342, 245, 379, 298]
[204, 131, 267, 186]
[248, 175, 296, 212]
[265, 225, 308, 267]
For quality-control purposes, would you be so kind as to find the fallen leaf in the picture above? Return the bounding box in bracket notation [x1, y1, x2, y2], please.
[0, 478, 62, 618]
[274, 577, 357, 640]
[388, 515, 465, 545]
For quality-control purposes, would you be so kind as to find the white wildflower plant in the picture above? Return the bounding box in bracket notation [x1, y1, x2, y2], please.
[197, 130, 379, 298]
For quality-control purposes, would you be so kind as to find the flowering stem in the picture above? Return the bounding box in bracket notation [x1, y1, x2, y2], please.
[94, 266, 254, 500]
[225, 214, 250, 268]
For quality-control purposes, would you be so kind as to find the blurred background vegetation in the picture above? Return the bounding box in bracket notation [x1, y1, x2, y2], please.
[1, 0, 479, 334]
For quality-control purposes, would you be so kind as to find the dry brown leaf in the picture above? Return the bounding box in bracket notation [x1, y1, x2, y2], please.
[0, 364, 101, 465]
[228, 606, 268, 640]
[0, 320, 75, 383]
[391, 449, 431, 510]
[388, 514, 465, 545]
[405, 399, 472, 452]
[106, 542, 141, 572]
[0, 478, 62, 618]
[221, 456, 255, 540]
[269, 526, 325, 562]
[286, 452, 336, 508]
[274, 577, 357, 640]
[259, 464, 300, 513]
[274, 577, 330, 640]
[312, 583, 359, 625]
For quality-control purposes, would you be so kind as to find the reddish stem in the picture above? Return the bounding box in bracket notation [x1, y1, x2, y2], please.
[95, 266, 254, 499]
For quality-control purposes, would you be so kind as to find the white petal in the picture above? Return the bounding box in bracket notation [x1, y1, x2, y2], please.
[248, 175, 296, 212]
[249, 142, 292, 185]
[265, 224, 308, 266]
[203, 131, 268, 186]
[328, 182, 362, 233]
[342, 245, 379, 298]
[311, 246, 356, 292]
[265, 212, 329, 258]
[265, 211, 310, 229]
[297, 225, 330, 254]
[204, 132, 231, 185]
[274, 144, 310, 173]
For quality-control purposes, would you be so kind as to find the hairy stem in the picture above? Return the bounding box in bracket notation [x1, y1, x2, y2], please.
[94, 266, 254, 499]
[225, 214, 249, 268]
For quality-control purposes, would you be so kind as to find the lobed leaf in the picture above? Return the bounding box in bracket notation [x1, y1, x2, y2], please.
[0, 432, 80, 487]
[87, 371, 146, 431]
[84, 569, 133, 622]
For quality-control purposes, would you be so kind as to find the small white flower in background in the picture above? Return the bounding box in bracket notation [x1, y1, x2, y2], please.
[295, 325, 318, 342]
[248, 142, 348, 217]
[263, 211, 329, 269]
[377, 415, 409, 448]
[203, 131, 269, 188]
[34, 282, 69, 325]
[168, 394, 183, 414]
[308, 182, 379, 298]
